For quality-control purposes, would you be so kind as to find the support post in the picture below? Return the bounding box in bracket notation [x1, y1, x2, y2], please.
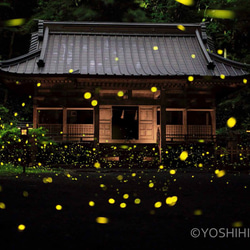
[160, 89, 166, 163]
[94, 91, 100, 149]
[211, 109, 216, 140]
[63, 107, 67, 141]
[33, 105, 37, 128]
[183, 109, 187, 141]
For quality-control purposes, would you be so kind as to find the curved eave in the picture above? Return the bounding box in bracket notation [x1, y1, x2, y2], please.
[0, 49, 41, 67]
[1, 70, 249, 84]
[209, 52, 250, 75]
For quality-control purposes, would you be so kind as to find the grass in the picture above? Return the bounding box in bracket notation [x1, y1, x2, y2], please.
[0, 163, 63, 175]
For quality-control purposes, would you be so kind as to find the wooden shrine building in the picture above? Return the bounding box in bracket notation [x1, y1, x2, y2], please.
[0, 21, 249, 156]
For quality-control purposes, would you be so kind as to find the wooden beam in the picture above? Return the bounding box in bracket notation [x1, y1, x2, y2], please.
[99, 98, 160, 106]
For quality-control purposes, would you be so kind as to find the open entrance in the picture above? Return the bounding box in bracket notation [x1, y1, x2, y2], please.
[112, 106, 139, 140]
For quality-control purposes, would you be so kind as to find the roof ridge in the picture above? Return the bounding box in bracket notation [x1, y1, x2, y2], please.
[42, 20, 202, 27]
[195, 29, 215, 70]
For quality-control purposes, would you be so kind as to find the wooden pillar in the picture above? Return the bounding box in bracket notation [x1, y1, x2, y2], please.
[63, 107, 67, 141]
[94, 91, 100, 148]
[160, 89, 166, 162]
[211, 109, 216, 140]
[33, 105, 37, 128]
[183, 109, 187, 140]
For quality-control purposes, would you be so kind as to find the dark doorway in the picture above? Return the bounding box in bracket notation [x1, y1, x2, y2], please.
[112, 106, 138, 140]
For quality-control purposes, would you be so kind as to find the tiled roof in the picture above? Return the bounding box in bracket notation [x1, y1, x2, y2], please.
[0, 21, 249, 77]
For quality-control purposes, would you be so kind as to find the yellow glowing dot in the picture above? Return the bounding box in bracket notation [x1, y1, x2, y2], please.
[94, 162, 101, 169]
[100, 184, 107, 191]
[206, 9, 235, 19]
[117, 91, 124, 97]
[177, 25, 186, 31]
[191, 54, 196, 58]
[115, 57, 119, 61]
[18, 158, 21, 162]
[21, 103, 25, 107]
[154, 201, 162, 208]
[84, 92, 92, 99]
[0, 202, 6, 209]
[151, 86, 157, 92]
[14, 112, 18, 117]
[123, 194, 129, 199]
[56, 204, 62, 210]
[96, 217, 109, 224]
[117, 175, 123, 181]
[149, 182, 154, 188]
[16, 81, 20, 85]
[188, 76, 194, 82]
[108, 198, 115, 204]
[37, 82, 41, 87]
[176, 0, 194, 6]
[198, 163, 203, 168]
[220, 74, 225, 79]
[169, 169, 176, 175]
[134, 198, 141, 204]
[179, 151, 188, 161]
[120, 202, 127, 208]
[194, 209, 203, 216]
[91, 100, 98, 107]
[89, 201, 95, 207]
[217, 49, 223, 55]
[23, 191, 29, 197]
[43, 177, 53, 183]
[18, 224, 26, 231]
[159, 165, 164, 169]
[227, 117, 236, 128]
[232, 221, 243, 227]
[69, 69, 74, 73]
[153, 46, 158, 51]
[215, 169, 226, 178]
[5, 18, 26, 27]
[166, 196, 178, 206]
[243, 79, 247, 84]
